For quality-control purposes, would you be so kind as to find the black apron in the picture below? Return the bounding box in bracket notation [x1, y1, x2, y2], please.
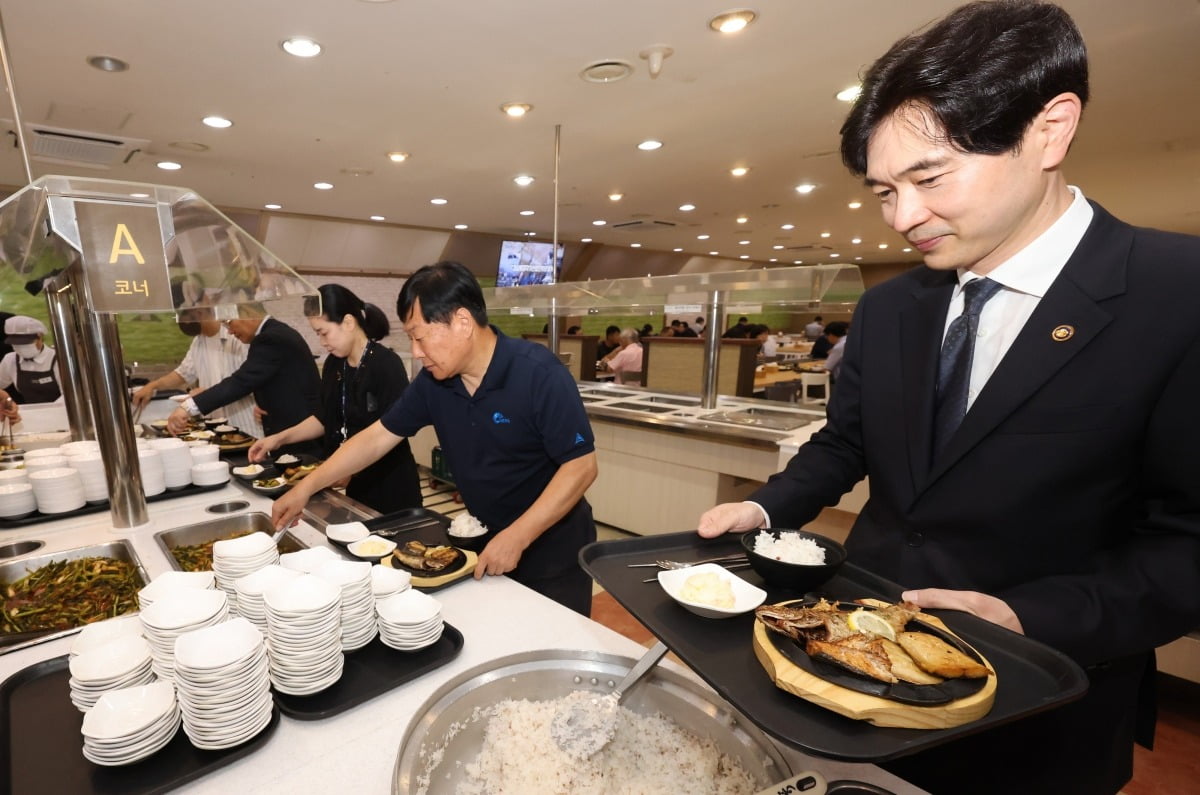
[14, 351, 60, 403]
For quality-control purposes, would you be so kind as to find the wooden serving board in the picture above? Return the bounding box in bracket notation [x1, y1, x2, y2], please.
[752, 605, 997, 730]
[382, 548, 478, 590]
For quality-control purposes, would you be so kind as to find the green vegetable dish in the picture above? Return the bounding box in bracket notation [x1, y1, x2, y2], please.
[2, 557, 142, 634]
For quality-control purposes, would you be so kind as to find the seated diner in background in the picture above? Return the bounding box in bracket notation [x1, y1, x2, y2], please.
[602, 328, 643, 386]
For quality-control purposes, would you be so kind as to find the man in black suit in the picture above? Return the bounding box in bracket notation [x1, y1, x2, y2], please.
[168, 304, 321, 456]
[699, 3, 1200, 793]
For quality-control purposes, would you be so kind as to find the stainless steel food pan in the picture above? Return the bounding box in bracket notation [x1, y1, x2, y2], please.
[154, 511, 305, 570]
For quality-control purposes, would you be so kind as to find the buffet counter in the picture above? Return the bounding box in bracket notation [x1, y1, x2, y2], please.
[0, 485, 920, 794]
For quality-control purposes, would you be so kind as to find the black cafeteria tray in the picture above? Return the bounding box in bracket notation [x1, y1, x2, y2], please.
[0, 655, 280, 795]
[580, 531, 1089, 763]
[0, 482, 229, 530]
[273, 623, 464, 720]
[363, 506, 451, 540]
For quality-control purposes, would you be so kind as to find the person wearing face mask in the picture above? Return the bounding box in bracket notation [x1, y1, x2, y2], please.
[246, 284, 421, 513]
[0, 316, 62, 407]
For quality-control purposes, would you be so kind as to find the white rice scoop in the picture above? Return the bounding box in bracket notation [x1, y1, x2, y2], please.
[550, 640, 669, 759]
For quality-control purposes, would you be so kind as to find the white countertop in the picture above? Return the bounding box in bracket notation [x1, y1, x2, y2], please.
[0, 484, 921, 794]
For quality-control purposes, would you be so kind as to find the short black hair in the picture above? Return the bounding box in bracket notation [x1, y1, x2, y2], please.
[840, 0, 1089, 176]
[825, 321, 849, 338]
[397, 261, 488, 326]
[737, 317, 748, 324]
[566, 325, 581, 334]
[605, 325, 620, 336]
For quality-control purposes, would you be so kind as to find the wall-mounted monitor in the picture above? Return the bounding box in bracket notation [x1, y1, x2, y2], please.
[496, 240, 564, 287]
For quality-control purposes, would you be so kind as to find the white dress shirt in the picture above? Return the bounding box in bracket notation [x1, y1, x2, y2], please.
[175, 327, 258, 433]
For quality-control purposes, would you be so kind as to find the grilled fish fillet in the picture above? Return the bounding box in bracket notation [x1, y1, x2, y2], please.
[879, 638, 945, 685]
[896, 631, 993, 679]
[807, 636, 898, 684]
[395, 540, 460, 572]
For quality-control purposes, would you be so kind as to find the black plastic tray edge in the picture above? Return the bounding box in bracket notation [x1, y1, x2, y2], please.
[272, 622, 464, 721]
[0, 654, 281, 795]
[579, 531, 1090, 761]
[0, 482, 229, 530]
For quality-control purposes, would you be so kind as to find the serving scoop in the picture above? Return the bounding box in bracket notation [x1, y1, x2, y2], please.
[550, 640, 669, 759]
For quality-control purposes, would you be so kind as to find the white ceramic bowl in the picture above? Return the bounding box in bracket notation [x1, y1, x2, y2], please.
[325, 521, 369, 544]
[71, 615, 144, 656]
[81, 681, 176, 740]
[262, 573, 341, 614]
[370, 564, 411, 597]
[173, 617, 263, 671]
[376, 588, 441, 625]
[69, 635, 153, 682]
[347, 535, 397, 562]
[277, 546, 340, 573]
[656, 563, 767, 619]
[190, 460, 230, 486]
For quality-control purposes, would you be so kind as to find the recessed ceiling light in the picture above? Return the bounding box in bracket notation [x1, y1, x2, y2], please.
[772, 245, 784, 250]
[769, 258, 778, 262]
[454, 224, 468, 230]
[130, 193, 149, 198]
[793, 260, 803, 265]
[157, 161, 182, 171]
[679, 203, 696, 212]
[738, 240, 750, 245]
[736, 216, 748, 224]
[314, 181, 333, 190]
[580, 59, 634, 83]
[708, 9, 757, 34]
[387, 151, 410, 163]
[519, 210, 535, 216]
[820, 231, 831, 238]
[202, 116, 233, 129]
[673, 248, 683, 252]
[592, 220, 606, 226]
[709, 251, 719, 256]
[739, 255, 750, 260]
[836, 85, 863, 102]
[730, 166, 750, 177]
[264, 203, 282, 210]
[87, 55, 129, 72]
[513, 175, 534, 186]
[848, 201, 863, 210]
[830, 253, 840, 258]
[581, 237, 592, 243]
[781, 223, 795, 230]
[430, 198, 448, 205]
[630, 243, 642, 248]
[851, 237, 862, 244]
[855, 256, 863, 261]
[795, 183, 816, 194]
[500, 103, 532, 117]
[524, 231, 537, 236]
[281, 37, 322, 58]
[608, 193, 623, 202]
[637, 140, 663, 151]
[879, 243, 888, 249]
[697, 234, 710, 240]
[370, 215, 385, 221]
[902, 247, 913, 253]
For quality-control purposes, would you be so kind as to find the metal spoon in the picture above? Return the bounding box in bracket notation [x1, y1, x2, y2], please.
[550, 640, 670, 759]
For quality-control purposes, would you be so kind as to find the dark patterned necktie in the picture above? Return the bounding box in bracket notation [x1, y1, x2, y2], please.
[933, 277, 1003, 454]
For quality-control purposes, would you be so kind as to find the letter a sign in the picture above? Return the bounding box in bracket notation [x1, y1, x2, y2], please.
[75, 201, 172, 313]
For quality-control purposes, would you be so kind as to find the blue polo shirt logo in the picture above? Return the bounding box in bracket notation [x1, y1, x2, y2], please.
[574, 432, 585, 445]
[492, 412, 511, 424]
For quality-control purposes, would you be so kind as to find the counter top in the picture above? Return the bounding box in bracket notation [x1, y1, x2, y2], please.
[0, 486, 919, 794]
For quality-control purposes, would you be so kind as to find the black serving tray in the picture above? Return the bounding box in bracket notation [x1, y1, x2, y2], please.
[580, 531, 1089, 763]
[273, 623, 464, 720]
[362, 506, 451, 541]
[0, 482, 230, 530]
[0, 655, 280, 795]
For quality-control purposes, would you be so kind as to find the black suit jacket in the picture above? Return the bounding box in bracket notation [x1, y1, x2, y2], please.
[753, 203, 1200, 793]
[194, 318, 321, 449]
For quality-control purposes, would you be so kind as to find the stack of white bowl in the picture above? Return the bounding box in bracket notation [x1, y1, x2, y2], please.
[25, 454, 69, 473]
[149, 438, 193, 489]
[139, 589, 230, 682]
[0, 480, 36, 518]
[137, 570, 216, 611]
[28, 468, 86, 514]
[233, 565, 302, 635]
[0, 468, 27, 487]
[80, 681, 181, 766]
[65, 452, 109, 503]
[212, 532, 280, 614]
[68, 635, 156, 712]
[23, 447, 63, 465]
[314, 560, 377, 651]
[278, 546, 341, 573]
[190, 460, 231, 487]
[370, 565, 411, 600]
[138, 448, 166, 496]
[61, 440, 101, 457]
[262, 574, 344, 695]
[173, 617, 273, 751]
[375, 588, 444, 651]
[71, 615, 144, 657]
[188, 443, 220, 465]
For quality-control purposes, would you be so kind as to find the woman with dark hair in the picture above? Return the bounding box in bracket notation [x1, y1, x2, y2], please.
[248, 283, 421, 513]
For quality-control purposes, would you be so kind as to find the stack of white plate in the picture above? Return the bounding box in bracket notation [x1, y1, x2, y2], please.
[137, 570, 216, 611]
[25, 454, 69, 473]
[173, 617, 273, 751]
[67, 452, 109, 503]
[71, 615, 144, 656]
[233, 565, 302, 635]
[375, 588, 444, 651]
[0, 468, 28, 486]
[370, 564, 411, 599]
[23, 446, 63, 462]
[139, 589, 230, 682]
[191, 460, 230, 487]
[149, 438, 193, 489]
[0, 482, 36, 518]
[61, 440, 101, 457]
[28, 467, 86, 514]
[68, 635, 156, 712]
[212, 532, 280, 613]
[313, 560, 377, 651]
[188, 444, 220, 465]
[138, 449, 166, 496]
[80, 681, 181, 767]
[278, 546, 341, 573]
[262, 574, 344, 695]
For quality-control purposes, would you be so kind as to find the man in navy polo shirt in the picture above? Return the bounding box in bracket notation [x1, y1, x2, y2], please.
[273, 261, 599, 615]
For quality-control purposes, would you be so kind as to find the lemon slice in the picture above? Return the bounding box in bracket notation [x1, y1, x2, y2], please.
[846, 609, 897, 641]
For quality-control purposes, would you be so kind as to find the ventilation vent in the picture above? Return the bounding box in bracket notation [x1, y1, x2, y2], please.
[784, 243, 833, 252]
[22, 123, 150, 168]
[611, 219, 677, 232]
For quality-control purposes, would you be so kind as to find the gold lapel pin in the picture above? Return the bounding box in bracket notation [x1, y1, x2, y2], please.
[1051, 324, 1075, 342]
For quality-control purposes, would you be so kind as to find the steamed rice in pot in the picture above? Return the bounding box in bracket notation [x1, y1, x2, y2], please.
[753, 532, 826, 565]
